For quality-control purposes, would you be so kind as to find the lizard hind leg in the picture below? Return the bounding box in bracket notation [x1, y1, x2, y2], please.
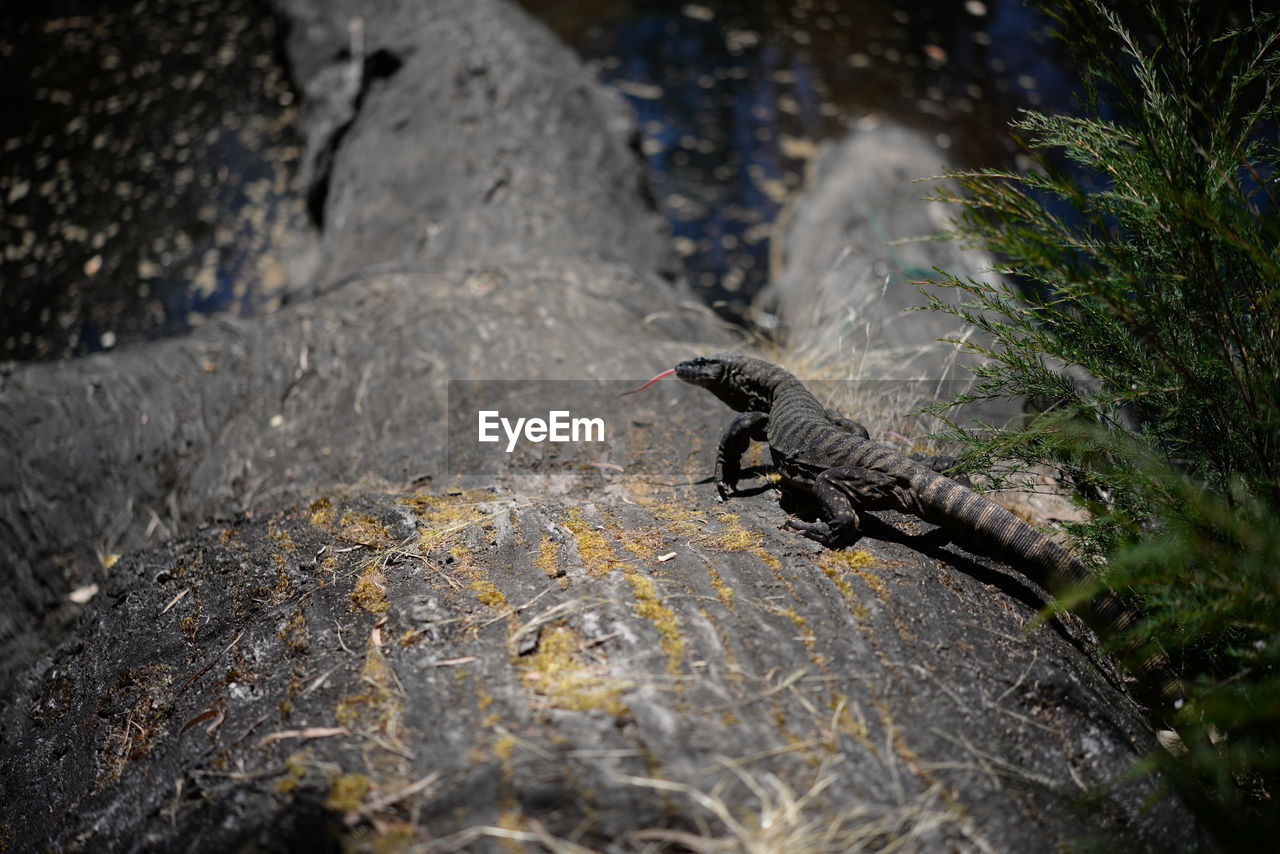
[784, 465, 901, 547]
[909, 452, 972, 487]
[825, 408, 870, 439]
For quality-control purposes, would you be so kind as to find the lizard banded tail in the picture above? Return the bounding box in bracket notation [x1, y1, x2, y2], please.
[915, 470, 1183, 713]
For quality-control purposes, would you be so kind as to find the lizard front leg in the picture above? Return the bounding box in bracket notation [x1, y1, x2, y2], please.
[785, 465, 902, 546]
[715, 411, 768, 500]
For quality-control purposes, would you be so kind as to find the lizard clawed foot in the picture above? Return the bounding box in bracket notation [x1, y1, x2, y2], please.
[716, 481, 737, 501]
[784, 518, 852, 547]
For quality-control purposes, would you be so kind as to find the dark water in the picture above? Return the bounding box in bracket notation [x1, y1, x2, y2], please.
[519, 0, 1074, 316]
[0, 0, 305, 361]
[0, 0, 1076, 361]
[1, 1, 1259, 360]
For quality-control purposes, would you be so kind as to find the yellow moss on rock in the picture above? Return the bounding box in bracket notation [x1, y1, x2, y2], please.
[563, 507, 631, 575]
[309, 496, 334, 528]
[476, 687, 501, 728]
[533, 534, 563, 578]
[268, 523, 298, 602]
[819, 549, 888, 600]
[278, 608, 308, 653]
[493, 732, 517, 762]
[399, 489, 499, 551]
[515, 623, 628, 715]
[349, 566, 389, 614]
[649, 500, 702, 538]
[607, 519, 668, 562]
[819, 564, 854, 598]
[270, 561, 294, 604]
[709, 512, 781, 569]
[275, 750, 311, 794]
[335, 638, 403, 743]
[325, 772, 372, 813]
[470, 579, 507, 610]
[707, 566, 734, 608]
[778, 606, 808, 631]
[625, 570, 684, 673]
[271, 524, 297, 550]
[398, 488, 498, 518]
[448, 542, 483, 582]
[337, 511, 395, 549]
[366, 823, 418, 854]
[822, 548, 876, 569]
[496, 810, 526, 854]
[625, 490, 785, 575]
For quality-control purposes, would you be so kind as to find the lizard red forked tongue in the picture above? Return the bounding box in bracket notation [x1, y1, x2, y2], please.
[619, 367, 675, 396]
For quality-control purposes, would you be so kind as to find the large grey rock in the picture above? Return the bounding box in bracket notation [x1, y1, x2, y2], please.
[0, 0, 713, 684]
[274, 0, 677, 287]
[1, 480, 1195, 852]
[0, 2, 1202, 851]
[763, 119, 997, 383]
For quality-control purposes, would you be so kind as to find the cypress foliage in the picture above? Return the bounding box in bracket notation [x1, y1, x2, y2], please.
[921, 1, 1279, 843]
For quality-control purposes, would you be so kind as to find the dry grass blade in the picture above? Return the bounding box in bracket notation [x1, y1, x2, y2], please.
[257, 726, 348, 747]
[619, 765, 967, 854]
[343, 772, 441, 826]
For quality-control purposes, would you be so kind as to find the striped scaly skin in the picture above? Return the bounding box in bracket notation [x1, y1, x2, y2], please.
[676, 353, 1182, 719]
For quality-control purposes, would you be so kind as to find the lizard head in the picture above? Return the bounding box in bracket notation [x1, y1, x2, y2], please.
[622, 353, 782, 413]
[673, 354, 730, 387]
[675, 353, 776, 412]
[620, 354, 738, 397]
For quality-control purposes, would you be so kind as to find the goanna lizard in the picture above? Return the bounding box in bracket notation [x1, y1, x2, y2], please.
[633, 352, 1183, 717]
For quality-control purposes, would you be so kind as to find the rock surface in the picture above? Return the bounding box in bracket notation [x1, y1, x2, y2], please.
[2, 480, 1193, 852]
[762, 120, 994, 381]
[0, 1, 1201, 851]
[0, 0, 710, 678]
[274, 0, 679, 292]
